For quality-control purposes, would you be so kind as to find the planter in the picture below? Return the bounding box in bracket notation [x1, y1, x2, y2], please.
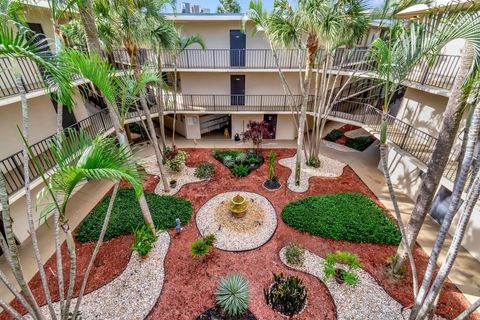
[170, 181, 177, 188]
[263, 179, 281, 191]
[196, 305, 257, 320]
[334, 268, 345, 284]
[230, 194, 248, 218]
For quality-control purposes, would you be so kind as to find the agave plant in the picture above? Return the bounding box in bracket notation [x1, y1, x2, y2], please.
[215, 273, 250, 316]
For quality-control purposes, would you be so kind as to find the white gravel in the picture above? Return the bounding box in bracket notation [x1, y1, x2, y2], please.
[278, 153, 346, 193]
[31, 231, 170, 320]
[344, 128, 371, 139]
[139, 155, 206, 195]
[196, 191, 277, 251]
[279, 247, 445, 320]
[323, 140, 360, 153]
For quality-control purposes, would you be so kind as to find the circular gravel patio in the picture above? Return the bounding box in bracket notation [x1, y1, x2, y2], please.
[196, 191, 277, 251]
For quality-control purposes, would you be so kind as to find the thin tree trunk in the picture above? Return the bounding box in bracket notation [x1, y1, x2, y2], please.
[295, 34, 317, 185]
[393, 45, 474, 274]
[12, 61, 50, 320]
[156, 49, 167, 149]
[0, 296, 22, 319]
[128, 45, 170, 193]
[412, 104, 480, 319]
[72, 184, 119, 319]
[171, 64, 178, 147]
[77, 0, 103, 56]
[455, 298, 480, 320]
[379, 116, 418, 297]
[61, 224, 76, 320]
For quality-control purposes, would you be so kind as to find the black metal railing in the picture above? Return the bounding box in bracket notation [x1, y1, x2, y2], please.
[406, 54, 461, 90]
[0, 110, 112, 195]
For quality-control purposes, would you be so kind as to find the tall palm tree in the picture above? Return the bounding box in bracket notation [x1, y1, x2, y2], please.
[62, 49, 159, 233]
[20, 129, 143, 320]
[77, 0, 103, 56]
[244, 0, 368, 185]
[0, 21, 73, 320]
[367, 3, 480, 316]
[170, 33, 206, 147]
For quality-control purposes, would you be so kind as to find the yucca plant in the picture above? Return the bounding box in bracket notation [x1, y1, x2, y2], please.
[190, 239, 210, 258]
[215, 273, 250, 316]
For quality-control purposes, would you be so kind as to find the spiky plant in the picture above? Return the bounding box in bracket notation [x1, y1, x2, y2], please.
[215, 273, 250, 316]
[190, 239, 210, 258]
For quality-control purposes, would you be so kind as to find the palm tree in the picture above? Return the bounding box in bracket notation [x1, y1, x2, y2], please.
[367, 3, 480, 316]
[0, 21, 73, 320]
[19, 129, 143, 320]
[62, 49, 160, 233]
[244, 0, 368, 186]
[77, 0, 103, 56]
[170, 34, 206, 147]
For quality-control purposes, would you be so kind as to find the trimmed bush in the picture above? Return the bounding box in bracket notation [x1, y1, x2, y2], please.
[281, 193, 401, 245]
[345, 136, 375, 151]
[325, 129, 344, 142]
[76, 188, 192, 242]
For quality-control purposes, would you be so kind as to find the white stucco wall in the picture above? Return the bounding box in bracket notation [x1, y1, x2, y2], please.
[0, 95, 57, 159]
[276, 114, 297, 140]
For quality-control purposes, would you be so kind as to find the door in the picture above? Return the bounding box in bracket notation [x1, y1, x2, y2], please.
[263, 114, 277, 139]
[230, 30, 246, 67]
[231, 75, 245, 106]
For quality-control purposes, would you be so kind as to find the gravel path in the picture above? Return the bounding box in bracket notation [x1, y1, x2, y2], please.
[278, 153, 346, 193]
[196, 191, 277, 251]
[140, 155, 205, 195]
[30, 232, 170, 320]
[279, 247, 445, 320]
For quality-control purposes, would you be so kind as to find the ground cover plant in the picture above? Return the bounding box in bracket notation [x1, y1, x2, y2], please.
[212, 149, 264, 177]
[281, 193, 401, 245]
[131, 224, 157, 257]
[285, 243, 305, 267]
[322, 251, 361, 286]
[195, 162, 215, 179]
[76, 188, 192, 242]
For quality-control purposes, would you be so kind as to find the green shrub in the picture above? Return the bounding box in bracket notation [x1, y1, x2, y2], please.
[191, 239, 210, 257]
[203, 234, 217, 247]
[194, 162, 215, 179]
[345, 136, 375, 151]
[281, 193, 401, 245]
[76, 188, 192, 242]
[131, 224, 157, 257]
[267, 150, 276, 181]
[213, 150, 241, 163]
[232, 164, 249, 177]
[325, 129, 344, 142]
[323, 251, 361, 286]
[247, 156, 258, 165]
[285, 243, 305, 267]
[264, 273, 307, 317]
[235, 153, 248, 164]
[306, 155, 321, 168]
[216, 274, 250, 316]
[165, 150, 187, 172]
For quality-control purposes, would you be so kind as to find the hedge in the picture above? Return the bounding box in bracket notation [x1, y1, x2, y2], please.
[76, 188, 192, 242]
[281, 193, 401, 245]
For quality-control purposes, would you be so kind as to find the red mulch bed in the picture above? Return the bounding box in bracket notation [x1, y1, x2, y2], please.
[328, 124, 362, 146]
[146, 148, 478, 320]
[3, 148, 477, 320]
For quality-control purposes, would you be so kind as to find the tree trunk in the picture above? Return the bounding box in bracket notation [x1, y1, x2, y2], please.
[294, 34, 317, 185]
[171, 64, 178, 147]
[127, 44, 170, 193]
[412, 104, 480, 320]
[72, 184, 119, 319]
[77, 0, 103, 56]
[393, 44, 474, 274]
[12, 61, 51, 320]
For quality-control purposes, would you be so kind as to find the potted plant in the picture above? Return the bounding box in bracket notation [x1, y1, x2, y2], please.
[264, 151, 281, 190]
[170, 179, 177, 188]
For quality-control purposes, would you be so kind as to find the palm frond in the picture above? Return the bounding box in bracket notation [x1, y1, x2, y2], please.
[178, 34, 206, 51]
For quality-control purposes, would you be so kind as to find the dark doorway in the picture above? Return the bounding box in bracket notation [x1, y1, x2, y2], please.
[231, 75, 245, 106]
[263, 114, 277, 139]
[230, 30, 246, 67]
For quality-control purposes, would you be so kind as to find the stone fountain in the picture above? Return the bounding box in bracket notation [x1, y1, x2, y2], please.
[230, 194, 248, 218]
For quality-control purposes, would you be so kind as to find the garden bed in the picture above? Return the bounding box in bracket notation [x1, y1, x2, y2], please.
[324, 125, 375, 151]
[197, 306, 257, 320]
[212, 150, 264, 177]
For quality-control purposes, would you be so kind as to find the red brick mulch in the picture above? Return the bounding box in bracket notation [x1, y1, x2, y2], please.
[3, 148, 477, 320]
[146, 148, 478, 320]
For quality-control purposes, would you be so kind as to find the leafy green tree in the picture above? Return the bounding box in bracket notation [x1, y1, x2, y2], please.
[217, 0, 241, 13]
